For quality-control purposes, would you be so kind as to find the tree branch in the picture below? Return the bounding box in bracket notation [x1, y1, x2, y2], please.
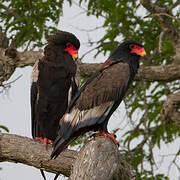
[78, 62, 180, 82]
[0, 133, 77, 177]
[135, 64, 180, 81]
[0, 48, 43, 85]
[148, 13, 180, 22]
[0, 134, 135, 179]
[140, 0, 166, 14]
[69, 136, 136, 180]
[161, 92, 180, 127]
[1, 48, 180, 86]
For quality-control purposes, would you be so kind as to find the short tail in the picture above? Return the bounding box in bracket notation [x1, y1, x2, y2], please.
[51, 136, 75, 159]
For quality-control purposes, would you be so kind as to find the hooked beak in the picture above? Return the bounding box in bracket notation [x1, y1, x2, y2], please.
[139, 49, 146, 57]
[72, 53, 78, 61]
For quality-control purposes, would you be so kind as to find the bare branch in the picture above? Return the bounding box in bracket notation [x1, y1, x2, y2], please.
[0, 48, 43, 86]
[68, 24, 103, 33]
[78, 62, 180, 82]
[69, 136, 136, 180]
[0, 133, 77, 177]
[140, 0, 166, 14]
[0, 74, 22, 93]
[1, 48, 180, 87]
[0, 133, 135, 179]
[153, 13, 180, 22]
[145, 13, 180, 22]
[168, 148, 180, 176]
[78, 46, 100, 61]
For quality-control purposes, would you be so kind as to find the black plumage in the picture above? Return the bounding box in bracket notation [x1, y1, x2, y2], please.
[51, 40, 146, 158]
[31, 30, 80, 144]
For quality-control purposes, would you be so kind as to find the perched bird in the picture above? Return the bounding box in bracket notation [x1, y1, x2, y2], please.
[51, 40, 146, 159]
[31, 30, 80, 147]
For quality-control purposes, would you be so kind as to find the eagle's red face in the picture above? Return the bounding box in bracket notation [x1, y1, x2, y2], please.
[65, 43, 78, 60]
[130, 44, 146, 57]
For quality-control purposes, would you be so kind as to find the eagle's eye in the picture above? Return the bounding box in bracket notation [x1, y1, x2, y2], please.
[129, 44, 135, 49]
[66, 43, 72, 48]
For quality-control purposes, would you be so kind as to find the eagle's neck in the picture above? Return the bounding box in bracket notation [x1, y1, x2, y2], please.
[110, 53, 140, 77]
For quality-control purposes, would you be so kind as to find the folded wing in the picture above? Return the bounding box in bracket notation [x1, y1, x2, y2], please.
[51, 61, 130, 158]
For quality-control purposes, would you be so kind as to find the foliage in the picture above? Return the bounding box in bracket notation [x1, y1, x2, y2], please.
[0, 0, 72, 49]
[0, 0, 179, 179]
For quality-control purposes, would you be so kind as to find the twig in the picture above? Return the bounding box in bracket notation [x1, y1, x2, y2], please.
[145, 13, 180, 22]
[71, 1, 92, 16]
[158, 30, 166, 53]
[2, 74, 23, 87]
[167, 148, 180, 176]
[68, 24, 103, 33]
[0, 3, 19, 19]
[79, 45, 101, 61]
[140, 0, 165, 13]
[0, 74, 23, 94]
[72, 0, 106, 19]
[168, 0, 180, 11]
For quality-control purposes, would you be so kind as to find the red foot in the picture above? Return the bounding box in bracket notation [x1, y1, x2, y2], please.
[35, 137, 52, 147]
[95, 131, 119, 145]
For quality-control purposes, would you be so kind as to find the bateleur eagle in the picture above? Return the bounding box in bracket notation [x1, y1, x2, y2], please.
[51, 40, 146, 159]
[31, 30, 80, 146]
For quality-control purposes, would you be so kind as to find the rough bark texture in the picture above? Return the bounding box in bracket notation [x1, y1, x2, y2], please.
[69, 136, 136, 180]
[1, 48, 180, 86]
[0, 48, 43, 85]
[0, 133, 77, 177]
[78, 62, 180, 82]
[0, 133, 134, 179]
[161, 92, 180, 127]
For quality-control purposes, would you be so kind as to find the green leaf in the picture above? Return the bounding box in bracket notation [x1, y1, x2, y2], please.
[0, 125, 9, 132]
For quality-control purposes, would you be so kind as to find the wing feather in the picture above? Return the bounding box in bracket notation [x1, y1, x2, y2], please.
[51, 61, 131, 158]
[51, 101, 114, 158]
[31, 61, 39, 138]
[75, 62, 130, 110]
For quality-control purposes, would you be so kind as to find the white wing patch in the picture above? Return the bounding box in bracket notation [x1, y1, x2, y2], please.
[68, 84, 72, 105]
[62, 101, 114, 130]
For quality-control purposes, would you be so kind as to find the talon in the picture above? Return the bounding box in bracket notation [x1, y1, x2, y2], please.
[35, 137, 53, 147]
[95, 131, 119, 146]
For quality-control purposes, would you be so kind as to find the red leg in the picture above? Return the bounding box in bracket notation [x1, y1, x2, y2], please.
[35, 137, 52, 147]
[95, 131, 119, 145]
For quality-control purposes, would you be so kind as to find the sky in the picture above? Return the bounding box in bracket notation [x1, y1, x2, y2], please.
[0, 1, 180, 180]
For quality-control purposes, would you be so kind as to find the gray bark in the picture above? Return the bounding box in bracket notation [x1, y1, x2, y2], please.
[69, 136, 136, 180]
[0, 133, 77, 177]
[0, 133, 135, 179]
